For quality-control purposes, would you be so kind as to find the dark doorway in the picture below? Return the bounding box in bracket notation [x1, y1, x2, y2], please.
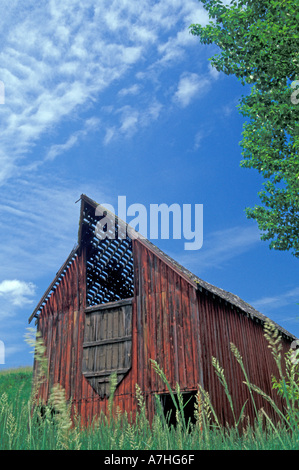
[159, 391, 197, 428]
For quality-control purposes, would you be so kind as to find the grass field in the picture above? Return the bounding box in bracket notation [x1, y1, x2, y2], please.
[1, 322, 299, 450]
[0, 367, 298, 450]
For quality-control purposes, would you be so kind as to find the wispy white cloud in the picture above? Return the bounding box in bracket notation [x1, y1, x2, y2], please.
[174, 224, 261, 273]
[102, 99, 163, 142]
[173, 72, 211, 107]
[103, 127, 117, 146]
[250, 287, 299, 313]
[0, 2, 143, 180]
[155, 2, 209, 65]
[194, 130, 204, 150]
[118, 106, 140, 136]
[45, 117, 100, 161]
[0, 175, 110, 281]
[118, 84, 141, 97]
[0, 0, 211, 183]
[172, 58, 223, 110]
[208, 63, 221, 81]
[0, 280, 36, 307]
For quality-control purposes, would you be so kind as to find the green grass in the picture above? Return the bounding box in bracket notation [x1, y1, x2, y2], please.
[0, 367, 33, 402]
[1, 322, 299, 450]
[0, 365, 298, 450]
[0, 367, 294, 450]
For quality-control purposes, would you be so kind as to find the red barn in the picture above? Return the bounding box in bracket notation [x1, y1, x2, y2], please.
[29, 194, 296, 426]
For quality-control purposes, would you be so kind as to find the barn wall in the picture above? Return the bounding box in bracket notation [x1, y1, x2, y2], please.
[132, 239, 292, 425]
[35, 248, 86, 412]
[35, 246, 139, 425]
[132, 240, 203, 421]
[34, 238, 292, 427]
[197, 290, 291, 426]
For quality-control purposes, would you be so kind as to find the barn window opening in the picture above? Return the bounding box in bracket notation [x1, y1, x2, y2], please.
[81, 200, 134, 307]
[159, 391, 197, 428]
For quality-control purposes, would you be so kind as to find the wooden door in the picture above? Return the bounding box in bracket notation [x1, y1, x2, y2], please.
[82, 298, 133, 398]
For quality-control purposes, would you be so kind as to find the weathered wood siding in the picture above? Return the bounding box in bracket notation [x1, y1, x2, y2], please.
[35, 239, 205, 424]
[82, 299, 133, 398]
[35, 238, 292, 426]
[132, 239, 203, 420]
[132, 239, 291, 425]
[197, 286, 291, 426]
[35, 248, 137, 424]
[35, 248, 86, 412]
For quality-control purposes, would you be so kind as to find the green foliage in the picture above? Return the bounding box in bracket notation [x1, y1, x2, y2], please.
[0, 367, 32, 403]
[190, 0, 299, 257]
[267, 324, 299, 428]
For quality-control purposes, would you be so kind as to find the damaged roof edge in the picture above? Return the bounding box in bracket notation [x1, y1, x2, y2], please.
[28, 244, 80, 324]
[138, 237, 297, 341]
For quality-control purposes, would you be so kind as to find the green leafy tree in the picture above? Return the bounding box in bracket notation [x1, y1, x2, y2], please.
[190, 0, 299, 257]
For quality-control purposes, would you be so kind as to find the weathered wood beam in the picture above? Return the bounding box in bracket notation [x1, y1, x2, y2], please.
[85, 297, 133, 313]
[83, 335, 132, 348]
[83, 367, 130, 378]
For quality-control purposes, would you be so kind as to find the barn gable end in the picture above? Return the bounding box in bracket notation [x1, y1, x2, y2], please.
[29, 194, 297, 426]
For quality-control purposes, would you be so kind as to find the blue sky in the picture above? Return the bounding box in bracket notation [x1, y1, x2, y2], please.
[0, 0, 298, 369]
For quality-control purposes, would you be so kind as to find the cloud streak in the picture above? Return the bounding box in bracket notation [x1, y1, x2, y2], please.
[174, 224, 261, 274]
[0, 0, 211, 183]
[173, 72, 211, 107]
[0, 280, 36, 307]
[45, 117, 100, 161]
[0, 175, 111, 281]
[250, 287, 299, 313]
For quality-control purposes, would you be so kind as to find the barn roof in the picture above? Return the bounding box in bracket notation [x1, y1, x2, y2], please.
[29, 194, 297, 341]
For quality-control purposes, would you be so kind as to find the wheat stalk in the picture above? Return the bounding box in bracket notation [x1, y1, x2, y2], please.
[25, 328, 48, 406]
[230, 342, 259, 420]
[264, 320, 283, 375]
[49, 384, 72, 450]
